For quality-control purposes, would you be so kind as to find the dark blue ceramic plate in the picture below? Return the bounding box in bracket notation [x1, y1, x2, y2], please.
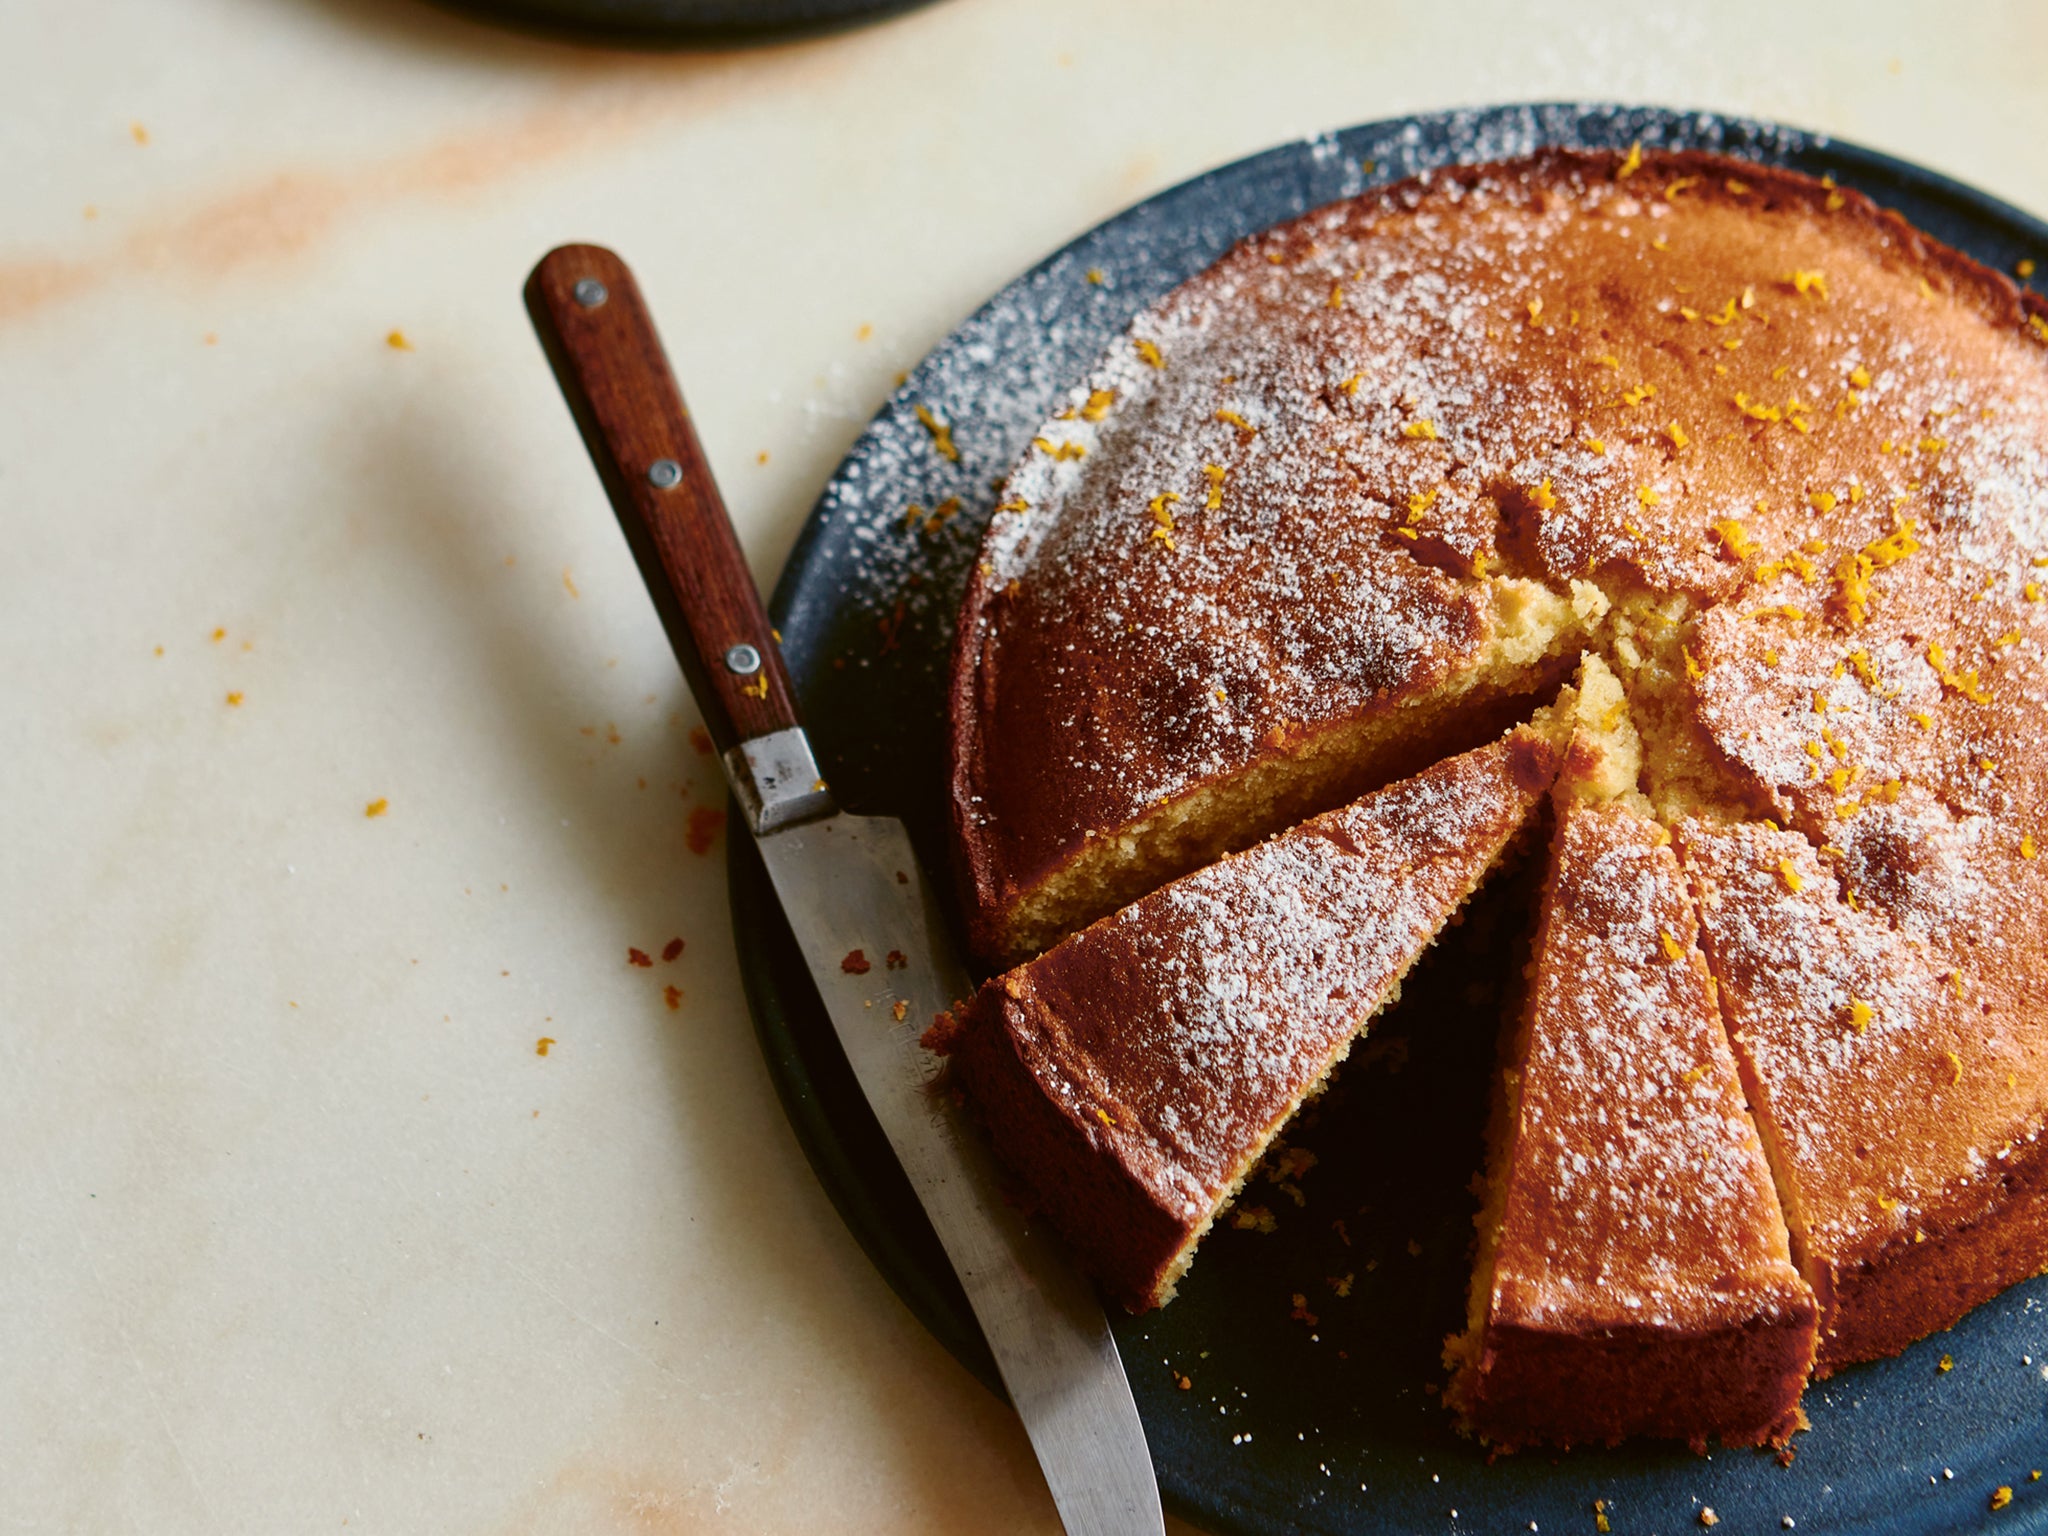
[729, 104, 2048, 1535]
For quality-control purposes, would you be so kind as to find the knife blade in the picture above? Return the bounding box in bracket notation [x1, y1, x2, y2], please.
[524, 243, 1164, 1536]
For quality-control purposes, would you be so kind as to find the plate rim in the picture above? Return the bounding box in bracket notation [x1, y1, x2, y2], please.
[730, 101, 2048, 1536]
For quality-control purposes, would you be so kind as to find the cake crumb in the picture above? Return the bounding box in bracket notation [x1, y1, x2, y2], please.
[686, 806, 725, 854]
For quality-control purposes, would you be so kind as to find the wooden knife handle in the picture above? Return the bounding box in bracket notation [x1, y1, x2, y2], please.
[525, 243, 800, 756]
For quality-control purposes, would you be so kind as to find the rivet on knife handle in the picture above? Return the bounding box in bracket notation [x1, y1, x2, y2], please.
[522, 244, 833, 834]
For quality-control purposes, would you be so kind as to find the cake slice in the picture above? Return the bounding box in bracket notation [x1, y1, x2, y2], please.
[1447, 668, 1818, 1450]
[1680, 802, 2048, 1373]
[933, 718, 1566, 1312]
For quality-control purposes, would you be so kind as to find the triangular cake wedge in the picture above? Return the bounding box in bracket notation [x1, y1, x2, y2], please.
[933, 719, 1566, 1313]
[1447, 664, 1818, 1450]
[1680, 799, 2048, 1373]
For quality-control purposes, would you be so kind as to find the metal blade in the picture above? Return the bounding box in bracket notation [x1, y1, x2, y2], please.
[754, 811, 1163, 1536]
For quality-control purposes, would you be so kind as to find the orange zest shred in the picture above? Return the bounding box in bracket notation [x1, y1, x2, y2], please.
[1147, 492, 1180, 550]
[1712, 518, 1759, 562]
[914, 404, 960, 461]
[1401, 419, 1440, 440]
[1134, 337, 1165, 369]
[1830, 519, 1921, 628]
[1927, 640, 1993, 704]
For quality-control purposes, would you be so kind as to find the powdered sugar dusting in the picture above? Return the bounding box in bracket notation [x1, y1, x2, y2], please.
[1681, 817, 2048, 1270]
[1011, 736, 1545, 1211]
[955, 135, 2048, 921]
[787, 109, 1828, 812]
[1494, 802, 1805, 1333]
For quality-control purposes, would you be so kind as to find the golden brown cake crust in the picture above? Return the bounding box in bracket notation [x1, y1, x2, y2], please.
[1681, 811, 2048, 1372]
[946, 727, 1560, 1312]
[1451, 797, 1816, 1450]
[949, 145, 2048, 961]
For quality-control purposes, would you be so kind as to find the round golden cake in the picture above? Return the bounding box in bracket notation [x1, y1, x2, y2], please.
[944, 146, 2048, 1444]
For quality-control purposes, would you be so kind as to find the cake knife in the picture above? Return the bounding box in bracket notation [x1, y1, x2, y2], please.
[525, 244, 1163, 1536]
